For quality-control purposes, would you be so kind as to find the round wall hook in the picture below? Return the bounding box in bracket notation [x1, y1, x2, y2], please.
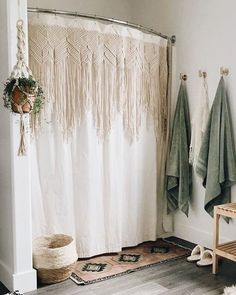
[220, 67, 229, 76]
[171, 35, 176, 44]
[180, 73, 187, 81]
[199, 70, 207, 78]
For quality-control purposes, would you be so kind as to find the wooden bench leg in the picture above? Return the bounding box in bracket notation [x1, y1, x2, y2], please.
[212, 209, 220, 274]
[212, 253, 219, 274]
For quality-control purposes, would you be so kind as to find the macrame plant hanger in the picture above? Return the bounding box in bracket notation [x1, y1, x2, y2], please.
[7, 20, 39, 156]
[13, 20, 31, 156]
[12, 21, 35, 109]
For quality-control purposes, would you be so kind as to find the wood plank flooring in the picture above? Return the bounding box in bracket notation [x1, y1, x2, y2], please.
[25, 258, 236, 295]
[1, 237, 236, 294]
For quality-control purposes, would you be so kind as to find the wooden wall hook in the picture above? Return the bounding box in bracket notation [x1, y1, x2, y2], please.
[220, 67, 229, 76]
[199, 70, 207, 78]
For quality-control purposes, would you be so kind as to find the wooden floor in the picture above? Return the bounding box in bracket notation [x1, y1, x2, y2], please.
[24, 258, 236, 295]
[1, 238, 236, 295]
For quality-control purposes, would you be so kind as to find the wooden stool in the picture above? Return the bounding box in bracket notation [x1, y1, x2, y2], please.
[213, 203, 236, 274]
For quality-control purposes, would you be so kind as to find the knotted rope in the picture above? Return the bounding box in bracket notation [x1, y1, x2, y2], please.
[12, 20, 31, 156]
[11, 19, 32, 79]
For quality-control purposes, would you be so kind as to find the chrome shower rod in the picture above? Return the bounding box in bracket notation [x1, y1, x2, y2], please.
[27, 7, 176, 44]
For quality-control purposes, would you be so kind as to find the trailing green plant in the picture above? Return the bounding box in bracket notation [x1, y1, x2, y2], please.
[3, 75, 45, 114]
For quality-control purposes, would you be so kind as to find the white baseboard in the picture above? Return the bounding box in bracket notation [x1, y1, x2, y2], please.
[0, 259, 37, 293]
[12, 269, 37, 293]
[174, 223, 231, 249]
[0, 259, 13, 291]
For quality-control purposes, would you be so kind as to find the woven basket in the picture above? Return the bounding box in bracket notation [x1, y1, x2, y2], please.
[33, 234, 78, 284]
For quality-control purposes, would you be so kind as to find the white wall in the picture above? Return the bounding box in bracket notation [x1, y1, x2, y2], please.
[0, 0, 15, 283]
[27, 0, 132, 21]
[131, 0, 236, 249]
[0, 0, 36, 292]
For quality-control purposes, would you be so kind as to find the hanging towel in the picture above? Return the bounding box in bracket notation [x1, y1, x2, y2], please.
[196, 77, 236, 217]
[189, 78, 209, 168]
[166, 81, 192, 216]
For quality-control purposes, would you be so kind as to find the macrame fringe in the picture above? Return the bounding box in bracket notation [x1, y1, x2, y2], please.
[18, 115, 27, 156]
[28, 22, 168, 142]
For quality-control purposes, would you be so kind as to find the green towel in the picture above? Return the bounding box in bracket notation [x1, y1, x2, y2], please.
[166, 81, 192, 216]
[196, 77, 236, 217]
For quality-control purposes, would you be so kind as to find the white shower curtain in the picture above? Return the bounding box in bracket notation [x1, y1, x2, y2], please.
[29, 14, 171, 258]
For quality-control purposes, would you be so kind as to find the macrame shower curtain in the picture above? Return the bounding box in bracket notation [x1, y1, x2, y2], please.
[29, 14, 172, 258]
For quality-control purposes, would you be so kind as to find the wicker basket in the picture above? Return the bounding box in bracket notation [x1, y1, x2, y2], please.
[33, 234, 78, 284]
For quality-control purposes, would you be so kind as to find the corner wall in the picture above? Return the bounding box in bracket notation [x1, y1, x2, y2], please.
[0, 0, 36, 292]
[0, 0, 14, 286]
[131, 0, 236, 249]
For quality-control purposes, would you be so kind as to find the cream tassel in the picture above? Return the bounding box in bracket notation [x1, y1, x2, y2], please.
[18, 114, 27, 156]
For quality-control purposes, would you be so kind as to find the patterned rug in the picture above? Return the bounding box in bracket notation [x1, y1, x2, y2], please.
[71, 239, 190, 285]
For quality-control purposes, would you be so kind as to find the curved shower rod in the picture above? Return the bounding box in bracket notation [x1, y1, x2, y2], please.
[27, 7, 176, 44]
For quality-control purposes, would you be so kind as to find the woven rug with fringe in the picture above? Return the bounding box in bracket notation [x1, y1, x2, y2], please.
[71, 239, 190, 285]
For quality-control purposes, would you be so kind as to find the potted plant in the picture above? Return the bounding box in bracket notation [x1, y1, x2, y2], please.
[2, 19, 45, 156]
[3, 75, 44, 114]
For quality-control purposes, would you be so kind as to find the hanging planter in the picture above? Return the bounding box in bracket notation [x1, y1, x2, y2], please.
[2, 19, 45, 156]
[3, 76, 44, 114]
